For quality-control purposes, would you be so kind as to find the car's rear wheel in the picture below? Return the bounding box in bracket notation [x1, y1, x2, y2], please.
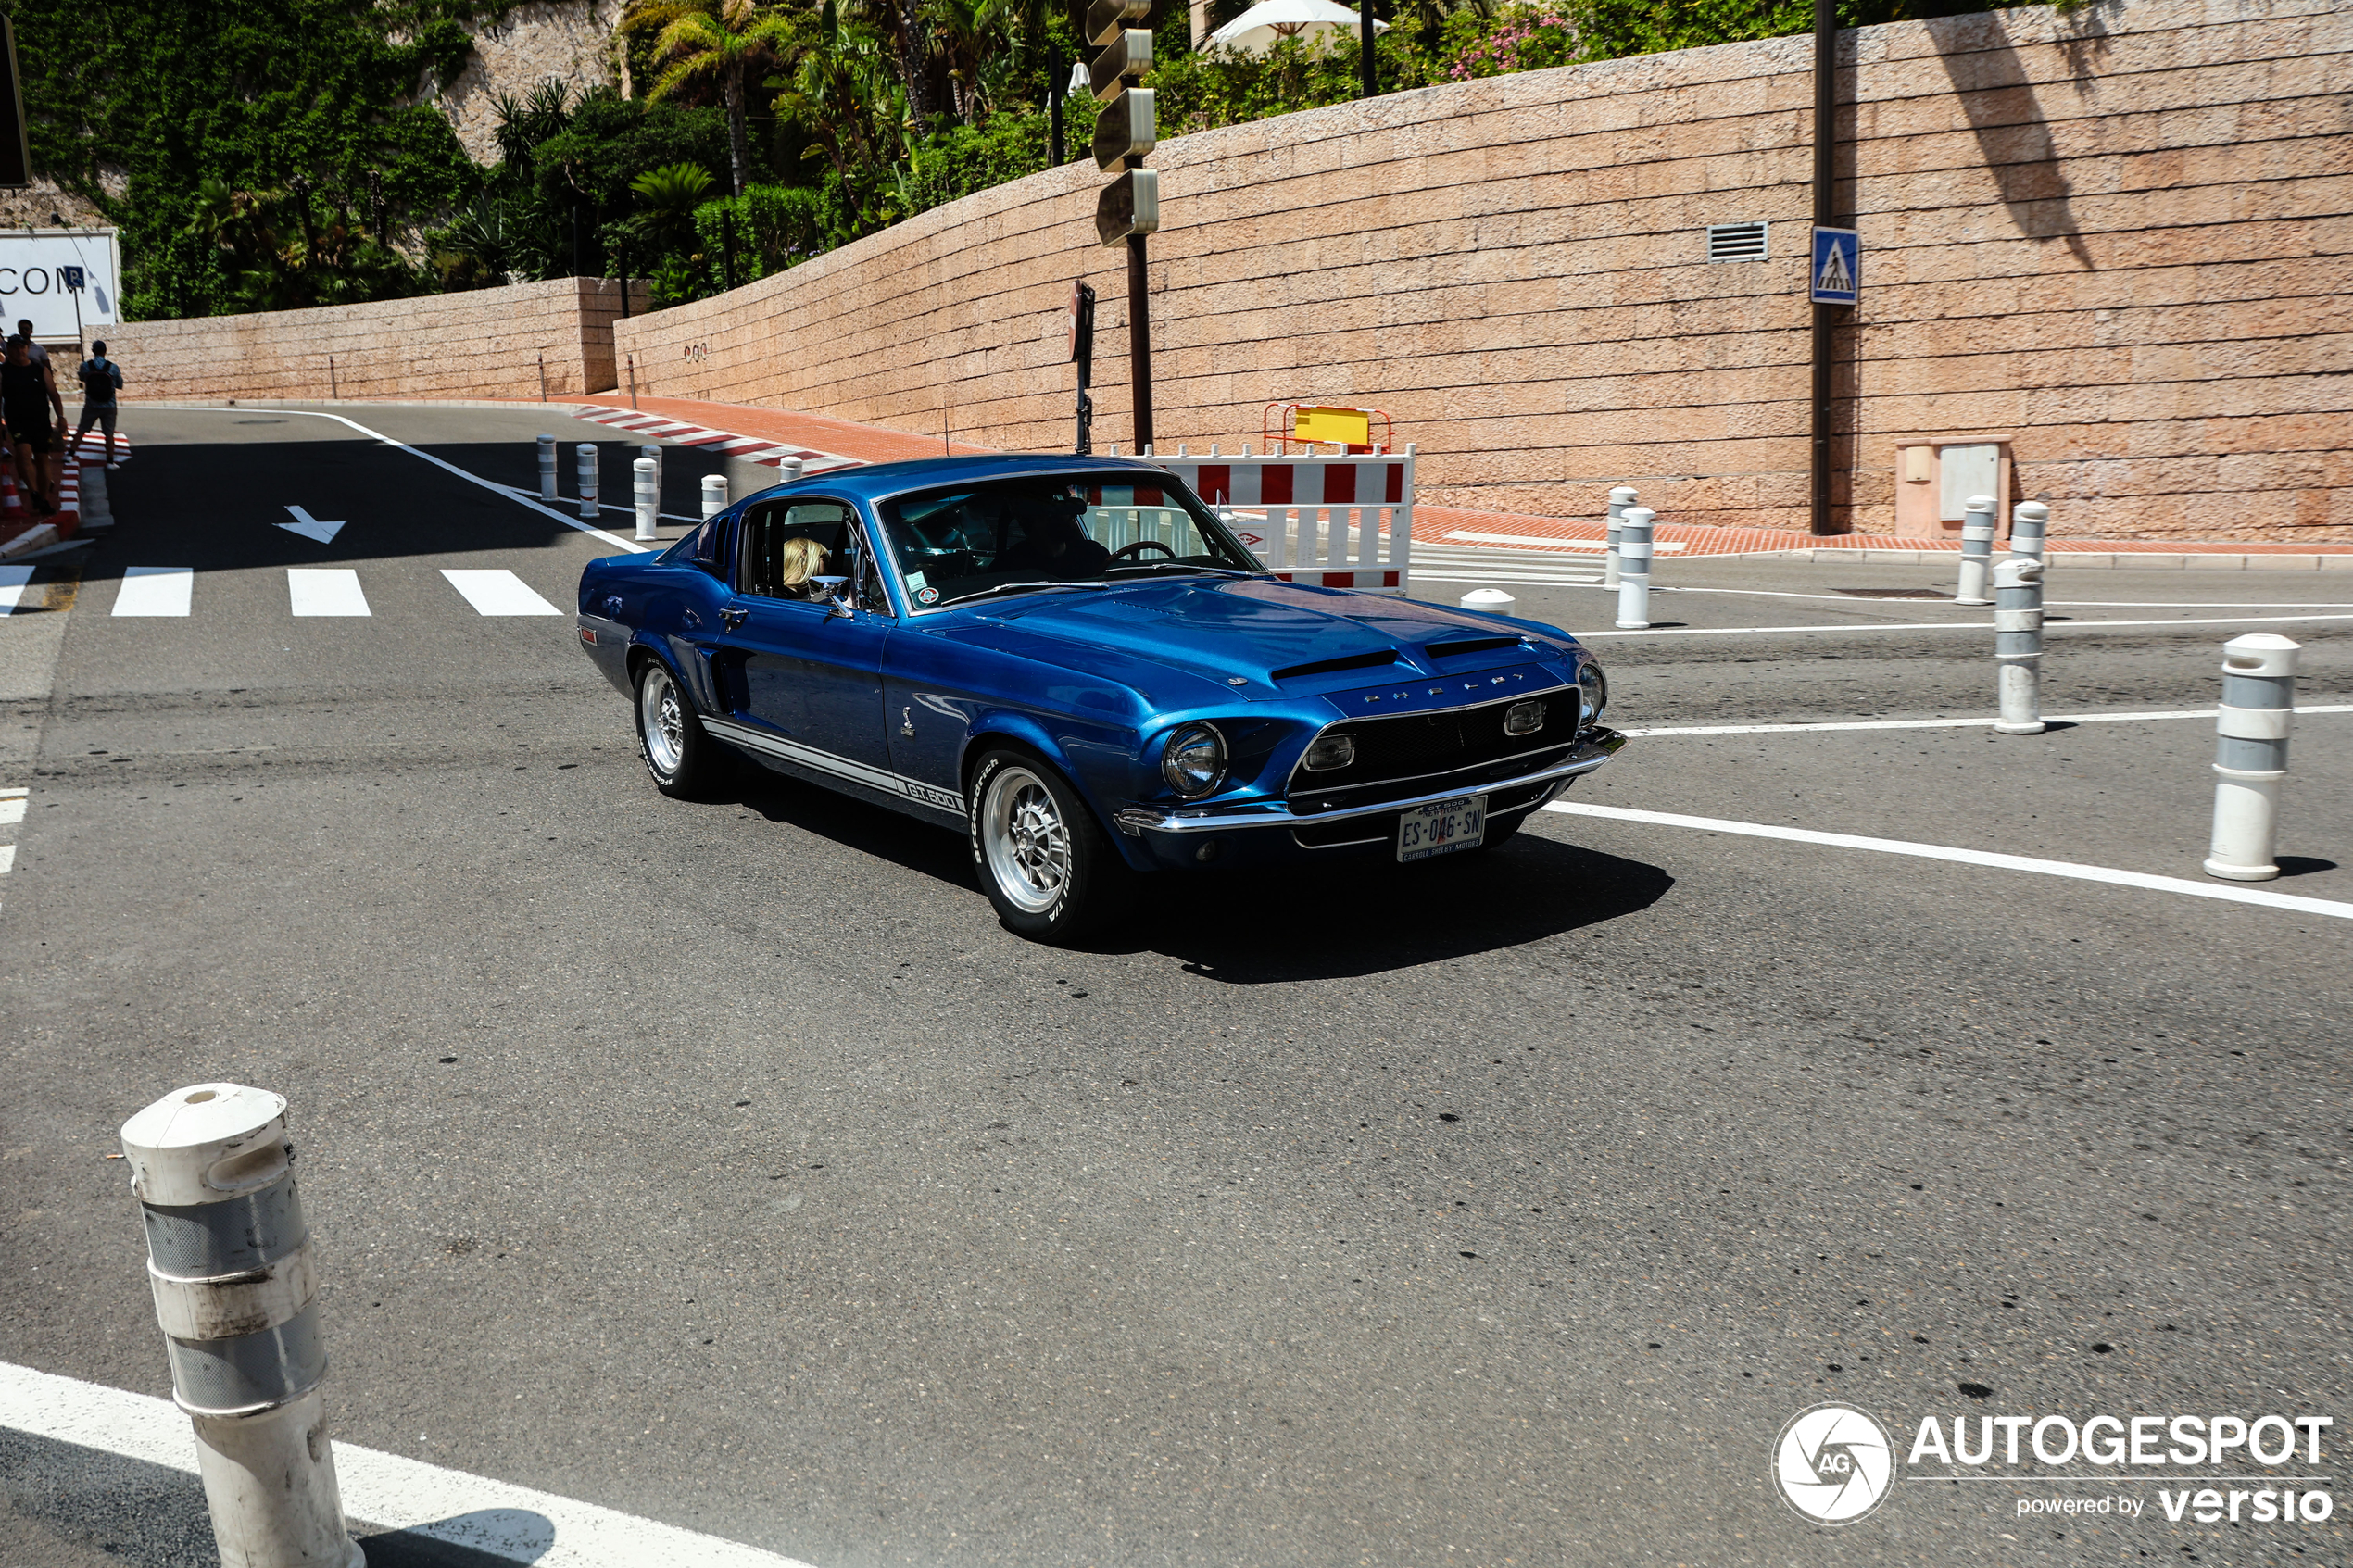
[969, 748, 1133, 943]
[635, 660, 723, 798]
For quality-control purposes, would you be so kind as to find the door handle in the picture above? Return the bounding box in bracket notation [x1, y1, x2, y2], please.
[721, 607, 749, 631]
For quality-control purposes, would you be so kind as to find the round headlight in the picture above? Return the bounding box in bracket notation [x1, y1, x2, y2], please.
[1160, 722, 1228, 797]
[1579, 661, 1608, 727]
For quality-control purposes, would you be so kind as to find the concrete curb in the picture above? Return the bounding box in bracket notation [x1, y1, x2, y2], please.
[0, 522, 60, 560]
[1714, 547, 2353, 571]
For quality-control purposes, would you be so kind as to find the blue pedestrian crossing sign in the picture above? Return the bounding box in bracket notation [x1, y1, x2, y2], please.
[1810, 227, 1857, 305]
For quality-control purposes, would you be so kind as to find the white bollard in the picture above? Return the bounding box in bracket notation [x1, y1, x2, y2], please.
[2204, 633, 2299, 882]
[1956, 493, 1995, 606]
[120, 1084, 361, 1568]
[2009, 499, 2049, 566]
[642, 443, 663, 500]
[1993, 557, 2045, 734]
[536, 434, 557, 504]
[78, 461, 114, 530]
[778, 457, 804, 484]
[1602, 485, 1637, 589]
[633, 457, 659, 542]
[1615, 507, 1654, 630]
[576, 444, 598, 520]
[701, 473, 729, 521]
[1460, 587, 1516, 614]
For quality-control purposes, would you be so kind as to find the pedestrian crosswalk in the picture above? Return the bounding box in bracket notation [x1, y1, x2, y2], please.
[79, 566, 566, 620]
[1411, 542, 1608, 588]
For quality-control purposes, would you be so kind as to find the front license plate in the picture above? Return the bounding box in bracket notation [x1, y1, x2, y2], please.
[1397, 794, 1486, 862]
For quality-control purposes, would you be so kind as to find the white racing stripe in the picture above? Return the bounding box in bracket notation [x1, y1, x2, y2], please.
[0, 1360, 823, 1567]
[1622, 704, 2353, 737]
[0, 564, 32, 613]
[287, 568, 371, 617]
[1542, 801, 2353, 920]
[1579, 612, 2353, 639]
[442, 569, 562, 616]
[112, 567, 194, 616]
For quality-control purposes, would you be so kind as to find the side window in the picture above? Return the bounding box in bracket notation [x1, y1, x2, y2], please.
[738, 501, 854, 601]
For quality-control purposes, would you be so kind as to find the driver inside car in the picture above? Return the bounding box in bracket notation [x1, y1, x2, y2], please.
[998, 490, 1111, 579]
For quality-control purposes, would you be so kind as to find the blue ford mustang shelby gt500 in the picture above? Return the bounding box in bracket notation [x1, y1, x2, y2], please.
[575, 454, 1625, 942]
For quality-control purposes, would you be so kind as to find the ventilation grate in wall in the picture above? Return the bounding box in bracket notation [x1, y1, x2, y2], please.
[1706, 222, 1768, 261]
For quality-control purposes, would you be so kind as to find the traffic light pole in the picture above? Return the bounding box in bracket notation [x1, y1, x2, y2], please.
[1127, 236, 1152, 450]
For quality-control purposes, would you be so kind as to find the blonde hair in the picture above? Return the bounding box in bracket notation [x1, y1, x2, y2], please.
[777, 535, 828, 588]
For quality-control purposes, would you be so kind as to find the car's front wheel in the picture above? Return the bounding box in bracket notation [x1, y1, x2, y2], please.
[635, 660, 724, 798]
[969, 748, 1133, 943]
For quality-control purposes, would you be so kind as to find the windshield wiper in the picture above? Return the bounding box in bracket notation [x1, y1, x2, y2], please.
[939, 579, 1111, 607]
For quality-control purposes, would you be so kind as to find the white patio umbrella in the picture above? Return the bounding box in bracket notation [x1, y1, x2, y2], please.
[1207, 0, 1388, 56]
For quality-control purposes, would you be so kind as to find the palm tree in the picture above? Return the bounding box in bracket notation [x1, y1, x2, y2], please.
[628, 0, 797, 196]
[631, 162, 718, 251]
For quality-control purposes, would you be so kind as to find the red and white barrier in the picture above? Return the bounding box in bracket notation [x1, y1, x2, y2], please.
[1150, 447, 1415, 595]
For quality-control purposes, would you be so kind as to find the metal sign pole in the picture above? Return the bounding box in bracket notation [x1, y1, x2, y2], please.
[1809, 0, 1835, 535]
[1127, 234, 1152, 451]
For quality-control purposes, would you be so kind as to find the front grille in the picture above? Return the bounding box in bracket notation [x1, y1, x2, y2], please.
[1290, 778, 1559, 851]
[1288, 689, 1574, 813]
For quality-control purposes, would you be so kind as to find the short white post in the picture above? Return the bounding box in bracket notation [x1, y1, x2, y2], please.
[701, 473, 728, 520]
[2204, 633, 2299, 882]
[1615, 507, 1654, 630]
[1956, 493, 1995, 605]
[78, 461, 113, 530]
[778, 457, 804, 484]
[641, 443, 663, 500]
[536, 434, 557, 504]
[1460, 587, 1516, 614]
[1993, 557, 2045, 734]
[2009, 499, 2049, 566]
[576, 444, 598, 520]
[1603, 485, 1637, 589]
[120, 1084, 362, 1568]
[633, 457, 659, 542]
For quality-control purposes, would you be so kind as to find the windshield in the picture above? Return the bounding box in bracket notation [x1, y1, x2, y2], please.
[875, 474, 1260, 609]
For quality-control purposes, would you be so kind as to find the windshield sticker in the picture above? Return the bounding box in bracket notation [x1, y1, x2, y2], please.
[907, 571, 927, 592]
[916, 585, 940, 606]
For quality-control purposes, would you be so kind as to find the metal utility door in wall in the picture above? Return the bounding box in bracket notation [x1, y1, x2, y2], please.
[1938, 444, 2001, 522]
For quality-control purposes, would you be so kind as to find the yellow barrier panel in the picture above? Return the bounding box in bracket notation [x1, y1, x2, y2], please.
[1291, 406, 1371, 447]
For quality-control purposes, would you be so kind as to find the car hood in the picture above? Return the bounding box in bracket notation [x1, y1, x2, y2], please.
[964, 577, 1574, 696]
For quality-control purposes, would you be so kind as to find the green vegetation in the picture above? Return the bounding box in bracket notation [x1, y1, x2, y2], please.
[12, 0, 2034, 320]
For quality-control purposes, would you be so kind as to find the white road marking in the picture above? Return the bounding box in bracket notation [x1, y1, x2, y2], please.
[112, 567, 194, 617]
[1579, 583, 2353, 609]
[0, 1361, 823, 1567]
[279, 505, 346, 545]
[1542, 801, 2353, 920]
[1444, 529, 1688, 553]
[287, 568, 371, 617]
[0, 564, 31, 613]
[0, 797, 22, 824]
[1579, 613, 2353, 638]
[443, 568, 561, 616]
[1622, 704, 2353, 737]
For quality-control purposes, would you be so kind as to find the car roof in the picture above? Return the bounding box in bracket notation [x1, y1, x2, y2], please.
[749, 453, 1176, 507]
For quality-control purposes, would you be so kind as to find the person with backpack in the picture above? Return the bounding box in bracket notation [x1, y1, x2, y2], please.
[72, 339, 123, 467]
[2, 335, 64, 516]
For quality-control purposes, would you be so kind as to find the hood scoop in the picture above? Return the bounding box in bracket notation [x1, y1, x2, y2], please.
[1269, 649, 1403, 684]
[1426, 635, 1525, 659]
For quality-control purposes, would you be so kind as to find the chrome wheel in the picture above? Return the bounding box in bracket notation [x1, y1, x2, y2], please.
[639, 667, 686, 778]
[981, 764, 1071, 914]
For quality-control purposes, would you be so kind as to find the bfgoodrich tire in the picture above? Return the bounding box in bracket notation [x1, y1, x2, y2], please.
[635, 659, 726, 799]
[968, 748, 1135, 944]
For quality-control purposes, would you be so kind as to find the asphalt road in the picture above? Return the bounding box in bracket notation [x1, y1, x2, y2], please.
[2, 403, 2346, 1567]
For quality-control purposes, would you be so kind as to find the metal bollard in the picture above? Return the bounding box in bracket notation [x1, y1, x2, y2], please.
[120, 1084, 361, 1568]
[2204, 633, 2300, 882]
[1993, 557, 2045, 734]
[2009, 499, 2049, 566]
[1615, 507, 1654, 630]
[633, 457, 659, 542]
[1956, 493, 1995, 606]
[78, 461, 114, 530]
[536, 434, 557, 504]
[1603, 485, 1637, 589]
[576, 444, 598, 521]
[701, 473, 728, 521]
[1460, 587, 1516, 614]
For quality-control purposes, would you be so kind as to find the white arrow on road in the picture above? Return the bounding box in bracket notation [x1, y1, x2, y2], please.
[279, 505, 346, 544]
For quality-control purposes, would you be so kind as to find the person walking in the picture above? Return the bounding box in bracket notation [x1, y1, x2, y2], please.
[3, 334, 66, 516]
[15, 320, 48, 371]
[72, 338, 122, 467]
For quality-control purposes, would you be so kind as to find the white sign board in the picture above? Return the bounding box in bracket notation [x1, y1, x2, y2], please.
[0, 230, 122, 341]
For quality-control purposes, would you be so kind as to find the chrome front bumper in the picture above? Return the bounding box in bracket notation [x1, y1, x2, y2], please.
[1113, 728, 1628, 836]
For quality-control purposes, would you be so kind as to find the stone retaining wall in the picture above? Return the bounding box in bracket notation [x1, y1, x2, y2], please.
[107, 277, 646, 405]
[611, 0, 2350, 540]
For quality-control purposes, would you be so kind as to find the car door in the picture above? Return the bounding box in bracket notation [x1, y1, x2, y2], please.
[714, 498, 893, 776]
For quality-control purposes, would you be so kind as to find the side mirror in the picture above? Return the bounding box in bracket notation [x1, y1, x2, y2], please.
[812, 574, 852, 618]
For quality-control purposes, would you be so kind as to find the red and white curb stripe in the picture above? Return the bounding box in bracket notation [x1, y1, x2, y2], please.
[569, 407, 857, 475]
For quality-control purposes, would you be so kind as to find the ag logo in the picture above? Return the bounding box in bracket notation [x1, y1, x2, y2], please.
[1773, 1403, 1893, 1524]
